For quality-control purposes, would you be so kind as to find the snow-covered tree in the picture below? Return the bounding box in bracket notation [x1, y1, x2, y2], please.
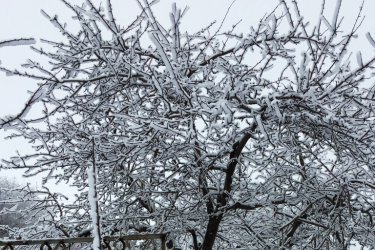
[1, 0, 375, 249]
[0, 178, 26, 238]
[0, 178, 54, 240]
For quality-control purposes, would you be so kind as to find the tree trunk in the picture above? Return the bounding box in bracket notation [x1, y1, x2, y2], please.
[200, 132, 253, 249]
[200, 214, 223, 250]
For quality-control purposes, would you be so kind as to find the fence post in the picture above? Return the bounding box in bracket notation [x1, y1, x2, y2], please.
[161, 234, 166, 250]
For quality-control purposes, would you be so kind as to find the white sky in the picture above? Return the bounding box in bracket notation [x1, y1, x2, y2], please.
[0, 1, 374, 245]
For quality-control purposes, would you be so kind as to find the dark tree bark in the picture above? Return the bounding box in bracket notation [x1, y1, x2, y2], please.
[201, 132, 253, 249]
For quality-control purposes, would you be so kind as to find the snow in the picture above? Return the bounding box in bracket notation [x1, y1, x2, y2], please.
[279, 0, 293, 28]
[366, 32, 375, 48]
[40, 10, 64, 32]
[87, 164, 100, 250]
[320, 15, 334, 33]
[271, 101, 283, 122]
[331, 0, 342, 30]
[149, 32, 183, 96]
[356, 51, 363, 67]
[255, 114, 268, 140]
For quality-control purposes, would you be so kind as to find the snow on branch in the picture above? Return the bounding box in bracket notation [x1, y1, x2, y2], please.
[0, 38, 36, 48]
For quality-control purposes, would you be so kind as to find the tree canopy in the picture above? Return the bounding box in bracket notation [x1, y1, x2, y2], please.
[1, 0, 375, 249]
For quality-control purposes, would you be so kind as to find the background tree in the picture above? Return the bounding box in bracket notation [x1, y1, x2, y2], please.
[1, 0, 375, 249]
[0, 177, 70, 240]
[0, 178, 26, 238]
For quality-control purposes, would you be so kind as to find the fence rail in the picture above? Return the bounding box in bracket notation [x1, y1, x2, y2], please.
[0, 233, 166, 250]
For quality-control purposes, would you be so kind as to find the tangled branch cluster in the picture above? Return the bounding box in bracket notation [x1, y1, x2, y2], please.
[1, 0, 375, 249]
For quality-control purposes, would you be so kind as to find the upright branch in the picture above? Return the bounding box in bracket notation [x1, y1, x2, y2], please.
[87, 139, 102, 250]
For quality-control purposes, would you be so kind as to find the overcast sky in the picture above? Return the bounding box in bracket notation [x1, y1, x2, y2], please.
[0, 0, 374, 203]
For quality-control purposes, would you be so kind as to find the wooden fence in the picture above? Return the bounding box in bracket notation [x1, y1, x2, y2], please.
[0, 233, 166, 250]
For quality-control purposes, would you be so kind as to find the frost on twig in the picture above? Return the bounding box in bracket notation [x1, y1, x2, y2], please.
[0, 38, 36, 48]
